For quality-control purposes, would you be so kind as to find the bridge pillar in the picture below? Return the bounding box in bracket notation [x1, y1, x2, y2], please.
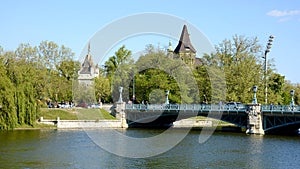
[246, 104, 265, 135]
[115, 102, 128, 128]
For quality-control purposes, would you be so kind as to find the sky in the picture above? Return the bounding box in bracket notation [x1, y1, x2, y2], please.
[1, 0, 300, 84]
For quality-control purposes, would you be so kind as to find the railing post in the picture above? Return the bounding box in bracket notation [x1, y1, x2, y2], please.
[115, 86, 128, 128]
[115, 102, 128, 128]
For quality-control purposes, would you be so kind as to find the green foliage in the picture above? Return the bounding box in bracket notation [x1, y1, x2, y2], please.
[104, 45, 133, 78]
[94, 74, 111, 103]
[73, 81, 96, 105]
[0, 60, 17, 129]
[294, 84, 300, 105]
[267, 73, 285, 104]
[202, 35, 264, 103]
[0, 41, 76, 130]
[134, 47, 198, 104]
[104, 45, 134, 102]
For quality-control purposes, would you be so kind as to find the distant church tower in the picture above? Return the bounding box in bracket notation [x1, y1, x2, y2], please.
[78, 43, 99, 86]
[173, 25, 197, 66]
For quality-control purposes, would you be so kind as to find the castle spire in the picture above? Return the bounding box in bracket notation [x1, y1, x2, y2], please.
[174, 25, 196, 54]
[88, 42, 91, 55]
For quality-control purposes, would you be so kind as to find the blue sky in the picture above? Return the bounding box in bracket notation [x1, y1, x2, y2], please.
[1, 0, 300, 83]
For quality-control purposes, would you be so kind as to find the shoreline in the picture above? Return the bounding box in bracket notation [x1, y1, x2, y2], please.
[12, 121, 241, 133]
[10, 116, 242, 132]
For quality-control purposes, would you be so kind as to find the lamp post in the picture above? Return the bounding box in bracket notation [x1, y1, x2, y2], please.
[263, 35, 274, 104]
[133, 75, 135, 103]
[203, 94, 207, 104]
[165, 90, 169, 104]
[290, 89, 295, 107]
[130, 68, 135, 103]
[252, 85, 258, 104]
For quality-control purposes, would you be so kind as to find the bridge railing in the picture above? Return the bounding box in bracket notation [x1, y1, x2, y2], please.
[261, 105, 300, 112]
[125, 104, 246, 112]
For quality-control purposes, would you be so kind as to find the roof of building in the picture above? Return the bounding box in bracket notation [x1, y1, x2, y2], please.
[79, 53, 93, 74]
[79, 43, 98, 75]
[174, 25, 196, 54]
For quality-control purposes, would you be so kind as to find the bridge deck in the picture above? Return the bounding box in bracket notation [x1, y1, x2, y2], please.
[126, 104, 300, 114]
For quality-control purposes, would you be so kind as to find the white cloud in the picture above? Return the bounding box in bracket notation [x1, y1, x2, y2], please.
[267, 9, 300, 17]
[278, 17, 291, 22]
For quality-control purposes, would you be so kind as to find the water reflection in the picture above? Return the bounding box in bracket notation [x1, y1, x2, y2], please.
[245, 135, 264, 169]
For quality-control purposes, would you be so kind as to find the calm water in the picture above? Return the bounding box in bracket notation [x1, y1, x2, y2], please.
[0, 129, 300, 169]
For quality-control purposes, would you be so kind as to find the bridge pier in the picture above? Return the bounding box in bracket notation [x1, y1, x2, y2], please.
[246, 104, 264, 135]
[115, 101, 128, 128]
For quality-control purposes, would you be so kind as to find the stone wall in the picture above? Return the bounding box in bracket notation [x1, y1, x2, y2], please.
[39, 117, 122, 129]
[173, 119, 213, 128]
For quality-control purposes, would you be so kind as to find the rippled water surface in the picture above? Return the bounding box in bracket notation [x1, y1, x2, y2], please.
[0, 129, 299, 168]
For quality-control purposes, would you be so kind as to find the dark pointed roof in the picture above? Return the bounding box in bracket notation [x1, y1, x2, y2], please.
[79, 43, 94, 74]
[174, 25, 196, 54]
[79, 53, 93, 74]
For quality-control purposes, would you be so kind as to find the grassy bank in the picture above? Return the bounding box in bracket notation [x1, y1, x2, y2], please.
[14, 108, 116, 130]
[193, 116, 236, 127]
[39, 108, 78, 120]
[39, 108, 116, 120]
[76, 109, 116, 120]
[15, 123, 57, 130]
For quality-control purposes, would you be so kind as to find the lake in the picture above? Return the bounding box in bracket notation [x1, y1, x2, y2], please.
[0, 129, 299, 168]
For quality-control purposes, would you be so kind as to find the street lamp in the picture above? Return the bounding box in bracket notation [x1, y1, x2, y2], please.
[290, 89, 295, 107]
[262, 35, 275, 104]
[133, 75, 135, 103]
[130, 68, 136, 103]
[203, 94, 207, 104]
[165, 90, 169, 104]
[252, 85, 258, 104]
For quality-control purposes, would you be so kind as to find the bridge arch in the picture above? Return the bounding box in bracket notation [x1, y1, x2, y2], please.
[264, 121, 300, 133]
[125, 104, 248, 128]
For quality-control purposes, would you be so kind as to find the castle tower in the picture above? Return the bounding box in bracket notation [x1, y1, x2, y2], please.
[78, 43, 99, 86]
[173, 25, 197, 66]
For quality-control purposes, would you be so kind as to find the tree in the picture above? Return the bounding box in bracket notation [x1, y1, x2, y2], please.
[294, 84, 300, 105]
[281, 80, 296, 105]
[37, 41, 75, 101]
[15, 43, 38, 62]
[203, 35, 264, 103]
[0, 41, 76, 129]
[268, 73, 285, 104]
[57, 60, 80, 81]
[0, 46, 3, 55]
[2, 51, 39, 126]
[0, 55, 17, 129]
[134, 46, 198, 104]
[104, 45, 134, 102]
[104, 45, 133, 78]
[56, 60, 81, 102]
[94, 73, 111, 103]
